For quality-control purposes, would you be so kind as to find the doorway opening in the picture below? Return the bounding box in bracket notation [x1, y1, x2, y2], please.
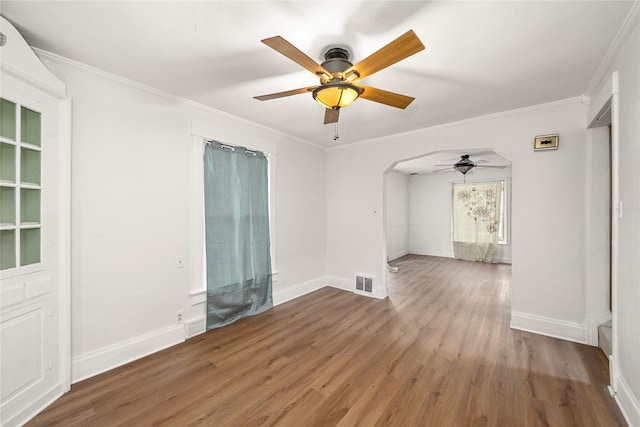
[587, 97, 615, 360]
[382, 149, 512, 294]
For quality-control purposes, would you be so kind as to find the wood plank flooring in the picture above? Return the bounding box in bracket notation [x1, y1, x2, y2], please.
[27, 255, 626, 426]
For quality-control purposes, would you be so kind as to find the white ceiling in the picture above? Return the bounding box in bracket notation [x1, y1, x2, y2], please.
[0, 1, 634, 149]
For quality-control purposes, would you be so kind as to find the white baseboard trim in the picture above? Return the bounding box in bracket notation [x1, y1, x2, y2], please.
[510, 311, 587, 344]
[387, 250, 409, 262]
[326, 275, 352, 292]
[2, 383, 64, 427]
[272, 276, 327, 306]
[408, 249, 454, 258]
[71, 324, 184, 383]
[612, 362, 640, 427]
[326, 276, 386, 299]
[408, 249, 511, 264]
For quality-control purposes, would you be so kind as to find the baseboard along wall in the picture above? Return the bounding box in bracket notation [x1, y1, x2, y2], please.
[510, 311, 588, 345]
[71, 325, 184, 383]
[610, 356, 640, 427]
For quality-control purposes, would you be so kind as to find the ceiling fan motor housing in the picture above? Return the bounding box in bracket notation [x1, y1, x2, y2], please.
[321, 47, 353, 74]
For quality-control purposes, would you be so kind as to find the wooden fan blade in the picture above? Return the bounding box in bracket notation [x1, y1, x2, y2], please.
[324, 108, 339, 124]
[358, 85, 415, 109]
[433, 167, 454, 173]
[476, 165, 507, 169]
[261, 36, 331, 78]
[254, 86, 317, 101]
[346, 30, 425, 80]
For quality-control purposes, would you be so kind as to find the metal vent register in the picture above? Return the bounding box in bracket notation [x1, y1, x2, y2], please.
[355, 274, 374, 293]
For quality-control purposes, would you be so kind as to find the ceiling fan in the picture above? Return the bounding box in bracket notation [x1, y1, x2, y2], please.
[434, 154, 506, 178]
[254, 30, 425, 129]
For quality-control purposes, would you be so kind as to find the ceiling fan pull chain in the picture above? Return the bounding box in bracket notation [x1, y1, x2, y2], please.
[333, 122, 339, 140]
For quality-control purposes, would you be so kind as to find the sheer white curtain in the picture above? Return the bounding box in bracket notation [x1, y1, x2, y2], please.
[452, 181, 503, 262]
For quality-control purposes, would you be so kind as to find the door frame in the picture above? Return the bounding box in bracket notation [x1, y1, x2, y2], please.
[586, 72, 619, 394]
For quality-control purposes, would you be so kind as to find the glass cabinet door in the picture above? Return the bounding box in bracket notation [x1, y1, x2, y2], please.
[0, 98, 42, 270]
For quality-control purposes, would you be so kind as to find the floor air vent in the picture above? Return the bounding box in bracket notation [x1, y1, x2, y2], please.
[355, 274, 374, 293]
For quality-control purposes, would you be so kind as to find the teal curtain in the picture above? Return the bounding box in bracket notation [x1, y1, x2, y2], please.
[203, 141, 272, 330]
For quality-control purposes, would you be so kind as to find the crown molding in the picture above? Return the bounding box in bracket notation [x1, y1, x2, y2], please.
[33, 48, 327, 153]
[327, 97, 583, 152]
[585, 0, 640, 98]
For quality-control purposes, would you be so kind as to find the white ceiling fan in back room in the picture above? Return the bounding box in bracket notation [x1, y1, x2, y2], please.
[254, 30, 425, 140]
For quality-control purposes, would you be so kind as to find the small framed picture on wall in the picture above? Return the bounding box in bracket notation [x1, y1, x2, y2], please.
[533, 134, 559, 151]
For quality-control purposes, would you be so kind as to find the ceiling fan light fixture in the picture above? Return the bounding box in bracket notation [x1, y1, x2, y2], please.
[453, 164, 474, 175]
[453, 155, 475, 175]
[313, 83, 362, 109]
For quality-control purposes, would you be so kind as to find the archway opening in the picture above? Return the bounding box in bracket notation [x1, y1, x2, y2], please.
[382, 149, 512, 293]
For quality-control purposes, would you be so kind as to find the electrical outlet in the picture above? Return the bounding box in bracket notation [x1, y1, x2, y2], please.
[176, 310, 184, 323]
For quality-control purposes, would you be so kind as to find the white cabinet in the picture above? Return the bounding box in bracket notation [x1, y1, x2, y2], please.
[0, 17, 71, 427]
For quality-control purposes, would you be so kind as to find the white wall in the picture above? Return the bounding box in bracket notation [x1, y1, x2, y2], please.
[327, 98, 589, 336]
[40, 55, 328, 382]
[384, 170, 409, 261]
[408, 172, 452, 258]
[587, 8, 640, 425]
[272, 137, 328, 301]
[406, 167, 512, 263]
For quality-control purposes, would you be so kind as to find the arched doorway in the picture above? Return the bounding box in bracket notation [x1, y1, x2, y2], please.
[382, 149, 512, 292]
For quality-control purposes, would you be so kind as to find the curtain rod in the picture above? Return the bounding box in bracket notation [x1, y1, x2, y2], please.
[204, 139, 259, 156]
[450, 177, 509, 185]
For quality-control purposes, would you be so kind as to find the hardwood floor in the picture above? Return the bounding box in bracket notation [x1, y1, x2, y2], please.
[27, 255, 626, 426]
